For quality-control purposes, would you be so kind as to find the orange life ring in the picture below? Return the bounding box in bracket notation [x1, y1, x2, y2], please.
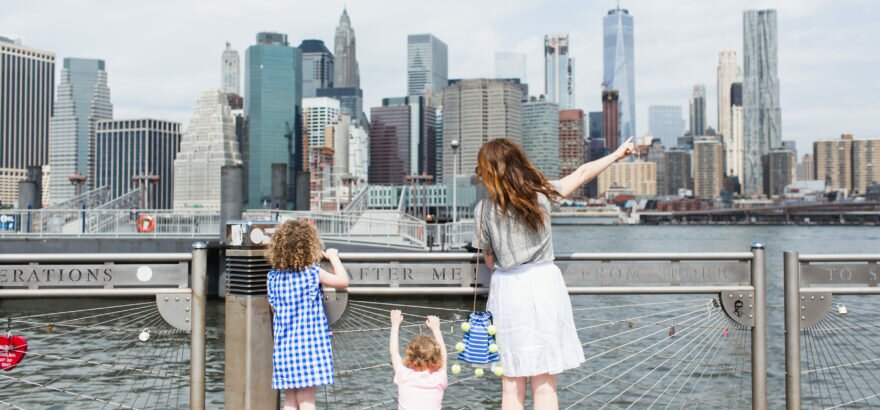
[137, 215, 156, 233]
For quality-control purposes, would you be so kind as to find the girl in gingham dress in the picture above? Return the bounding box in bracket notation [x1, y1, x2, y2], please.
[266, 219, 349, 410]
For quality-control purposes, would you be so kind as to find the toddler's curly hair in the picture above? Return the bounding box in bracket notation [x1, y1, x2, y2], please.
[404, 334, 443, 372]
[266, 219, 323, 271]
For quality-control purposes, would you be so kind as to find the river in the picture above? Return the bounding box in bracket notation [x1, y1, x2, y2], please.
[2, 225, 879, 408]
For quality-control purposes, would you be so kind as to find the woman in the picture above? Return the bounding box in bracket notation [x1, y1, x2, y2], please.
[475, 137, 635, 410]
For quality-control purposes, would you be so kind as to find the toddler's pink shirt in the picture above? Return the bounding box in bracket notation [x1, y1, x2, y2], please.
[393, 365, 447, 410]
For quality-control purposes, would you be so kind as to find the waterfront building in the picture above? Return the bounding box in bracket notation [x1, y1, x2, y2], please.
[522, 97, 560, 178]
[299, 40, 334, 99]
[853, 139, 880, 195]
[597, 160, 656, 197]
[47, 58, 112, 204]
[798, 154, 814, 181]
[603, 6, 636, 140]
[95, 119, 181, 209]
[544, 35, 574, 109]
[494, 52, 526, 82]
[717, 50, 738, 139]
[648, 105, 685, 149]
[408, 34, 448, 98]
[559, 109, 586, 181]
[814, 135, 854, 193]
[441, 79, 523, 182]
[743, 9, 781, 194]
[369, 96, 437, 185]
[762, 148, 795, 197]
[689, 85, 706, 136]
[666, 148, 693, 196]
[0, 37, 54, 207]
[245, 32, 302, 207]
[173, 90, 242, 210]
[727, 81, 745, 179]
[222, 43, 240, 96]
[334, 8, 359, 89]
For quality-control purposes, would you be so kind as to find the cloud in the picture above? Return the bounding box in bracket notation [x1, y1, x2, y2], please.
[2, 0, 877, 155]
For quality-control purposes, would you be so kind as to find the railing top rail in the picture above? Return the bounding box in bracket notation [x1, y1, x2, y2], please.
[0, 252, 193, 263]
[336, 251, 755, 262]
[346, 285, 755, 296]
[798, 254, 880, 262]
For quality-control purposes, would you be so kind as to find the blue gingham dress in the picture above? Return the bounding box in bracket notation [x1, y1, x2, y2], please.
[267, 265, 334, 389]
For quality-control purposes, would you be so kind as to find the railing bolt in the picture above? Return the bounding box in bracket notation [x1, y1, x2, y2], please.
[749, 314, 753, 318]
[819, 296, 824, 300]
[801, 316, 806, 320]
[810, 296, 815, 300]
[164, 297, 169, 301]
[801, 296, 805, 300]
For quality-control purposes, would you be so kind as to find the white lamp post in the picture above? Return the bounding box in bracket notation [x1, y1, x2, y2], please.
[451, 139, 460, 223]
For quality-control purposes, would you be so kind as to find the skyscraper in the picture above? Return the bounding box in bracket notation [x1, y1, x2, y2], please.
[798, 154, 814, 181]
[407, 34, 448, 98]
[441, 79, 523, 182]
[559, 109, 586, 181]
[0, 37, 54, 207]
[588, 112, 603, 141]
[303, 97, 341, 203]
[693, 136, 724, 198]
[544, 35, 574, 109]
[494, 52, 527, 82]
[245, 32, 302, 207]
[522, 97, 560, 178]
[743, 9, 781, 194]
[348, 124, 369, 183]
[48, 58, 112, 204]
[648, 105, 685, 148]
[603, 6, 636, 140]
[173, 90, 242, 210]
[727, 81, 745, 178]
[689, 85, 706, 136]
[222, 43, 240, 96]
[602, 90, 620, 149]
[95, 119, 181, 209]
[299, 40, 334, 99]
[334, 8, 359, 89]
[303, 97, 341, 151]
[717, 50, 738, 138]
[369, 96, 436, 184]
[646, 139, 667, 195]
[316, 87, 364, 127]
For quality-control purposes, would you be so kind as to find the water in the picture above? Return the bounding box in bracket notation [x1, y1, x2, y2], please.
[2, 225, 879, 408]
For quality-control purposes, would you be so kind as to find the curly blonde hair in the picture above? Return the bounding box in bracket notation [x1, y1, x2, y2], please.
[403, 334, 443, 372]
[266, 219, 323, 271]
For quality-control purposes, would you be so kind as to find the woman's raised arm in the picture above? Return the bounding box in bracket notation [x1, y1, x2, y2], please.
[557, 137, 635, 198]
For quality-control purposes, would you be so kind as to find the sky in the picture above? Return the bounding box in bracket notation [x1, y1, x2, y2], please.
[3, 0, 878, 156]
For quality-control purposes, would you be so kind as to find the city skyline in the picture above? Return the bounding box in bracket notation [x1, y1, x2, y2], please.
[3, 1, 878, 154]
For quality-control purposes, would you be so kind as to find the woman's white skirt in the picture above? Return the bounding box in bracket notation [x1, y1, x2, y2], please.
[487, 262, 585, 377]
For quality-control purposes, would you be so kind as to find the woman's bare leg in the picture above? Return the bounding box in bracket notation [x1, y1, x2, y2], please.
[531, 373, 558, 410]
[283, 389, 299, 410]
[502, 375, 527, 410]
[295, 387, 316, 410]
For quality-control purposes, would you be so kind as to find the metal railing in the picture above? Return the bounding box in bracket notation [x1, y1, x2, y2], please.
[784, 251, 880, 409]
[0, 244, 208, 409]
[243, 209, 428, 249]
[0, 208, 220, 238]
[329, 245, 767, 409]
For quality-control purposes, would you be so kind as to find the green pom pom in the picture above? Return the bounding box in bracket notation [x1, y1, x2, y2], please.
[461, 322, 471, 332]
[475, 368, 484, 377]
[493, 366, 504, 377]
[487, 325, 497, 335]
[451, 364, 462, 374]
[489, 344, 499, 353]
[455, 342, 465, 352]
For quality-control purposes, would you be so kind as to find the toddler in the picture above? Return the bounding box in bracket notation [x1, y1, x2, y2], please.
[389, 310, 448, 410]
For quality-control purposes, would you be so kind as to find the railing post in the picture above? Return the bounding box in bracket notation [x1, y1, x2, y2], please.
[190, 242, 207, 410]
[784, 251, 801, 410]
[751, 242, 767, 410]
